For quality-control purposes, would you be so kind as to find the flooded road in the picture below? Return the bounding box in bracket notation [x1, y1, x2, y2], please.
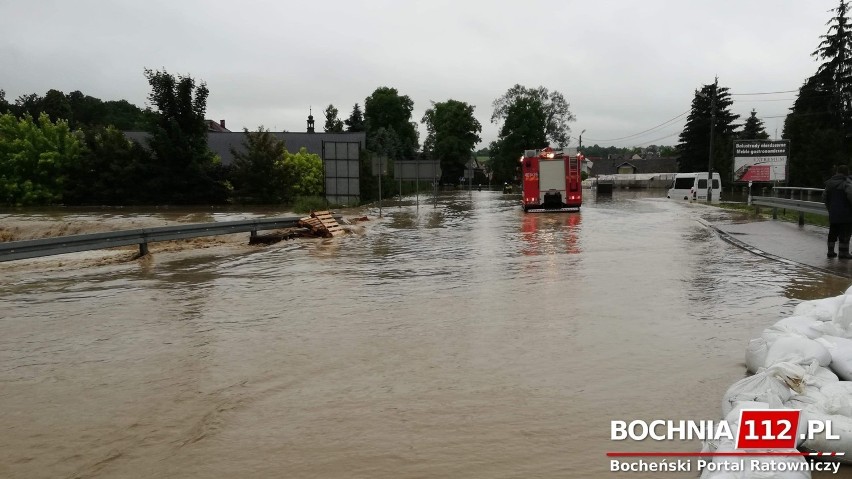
[1, 191, 850, 478]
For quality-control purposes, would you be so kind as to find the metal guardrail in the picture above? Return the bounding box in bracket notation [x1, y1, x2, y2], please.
[0, 215, 336, 262]
[751, 196, 826, 225]
[770, 187, 824, 201]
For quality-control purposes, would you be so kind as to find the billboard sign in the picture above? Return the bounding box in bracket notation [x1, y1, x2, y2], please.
[733, 140, 789, 182]
[393, 160, 441, 180]
[323, 141, 362, 206]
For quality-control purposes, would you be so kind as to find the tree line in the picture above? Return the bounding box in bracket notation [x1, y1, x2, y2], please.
[11, 0, 849, 209]
[0, 71, 320, 206]
[677, 0, 852, 188]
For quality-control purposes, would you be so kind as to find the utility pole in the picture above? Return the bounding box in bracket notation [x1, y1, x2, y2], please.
[707, 77, 717, 203]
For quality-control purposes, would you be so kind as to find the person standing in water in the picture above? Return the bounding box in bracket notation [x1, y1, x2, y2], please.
[822, 164, 852, 259]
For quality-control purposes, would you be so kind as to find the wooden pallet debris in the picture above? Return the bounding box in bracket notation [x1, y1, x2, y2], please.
[312, 210, 345, 237]
[297, 210, 344, 238]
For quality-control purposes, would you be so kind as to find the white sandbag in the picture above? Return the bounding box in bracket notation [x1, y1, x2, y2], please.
[814, 320, 847, 338]
[814, 336, 852, 380]
[818, 382, 852, 417]
[797, 386, 829, 409]
[801, 361, 839, 389]
[794, 295, 844, 322]
[722, 371, 795, 417]
[764, 335, 831, 368]
[761, 327, 805, 347]
[745, 338, 768, 374]
[833, 294, 852, 330]
[771, 316, 828, 339]
[800, 411, 852, 456]
[769, 362, 808, 391]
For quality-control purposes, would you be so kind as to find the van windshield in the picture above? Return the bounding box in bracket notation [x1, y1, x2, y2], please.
[674, 178, 694, 189]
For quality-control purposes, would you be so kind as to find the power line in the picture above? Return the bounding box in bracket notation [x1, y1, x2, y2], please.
[735, 98, 796, 102]
[730, 90, 798, 96]
[633, 131, 681, 145]
[584, 109, 689, 143]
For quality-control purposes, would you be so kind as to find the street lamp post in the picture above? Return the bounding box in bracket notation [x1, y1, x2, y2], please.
[579, 129, 586, 150]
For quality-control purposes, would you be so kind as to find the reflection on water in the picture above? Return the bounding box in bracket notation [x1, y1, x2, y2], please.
[520, 212, 582, 256]
[1, 190, 850, 479]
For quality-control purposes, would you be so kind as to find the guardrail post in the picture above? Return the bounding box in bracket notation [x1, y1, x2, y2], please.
[250, 229, 257, 239]
[799, 211, 805, 226]
[772, 207, 778, 220]
[139, 242, 149, 256]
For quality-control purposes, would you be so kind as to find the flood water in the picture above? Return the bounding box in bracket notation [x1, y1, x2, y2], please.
[1, 190, 850, 478]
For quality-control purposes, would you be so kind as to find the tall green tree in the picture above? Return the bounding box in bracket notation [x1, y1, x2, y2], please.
[15, 93, 43, 119]
[101, 99, 151, 130]
[281, 147, 324, 199]
[491, 84, 574, 147]
[67, 90, 104, 128]
[364, 87, 419, 159]
[784, 75, 845, 185]
[41, 89, 72, 123]
[676, 80, 739, 179]
[489, 94, 548, 183]
[230, 127, 288, 204]
[323, 104, 344, 133]
[815, 0, 852, 128]
[0, 113, 82, 205]
[344, 103, 365, 132]
[739, 110, 770, 140]
[421, 99, 482, 182]
[784, 0, 852, 186]
[0, 90, 11, 115]
[143, 68, 226, 204]
[63, 126, 151, 205]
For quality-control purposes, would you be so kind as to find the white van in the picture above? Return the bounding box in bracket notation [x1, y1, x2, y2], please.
[667, 172, 721, 201]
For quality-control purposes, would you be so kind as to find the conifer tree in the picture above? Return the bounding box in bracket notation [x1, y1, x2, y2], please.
[784, 0, 852, 185]
[323, 104, 344, 133]
[739, 110, 770, 140]
[676, 79, 739, 179]
[344, 103, 365, 132]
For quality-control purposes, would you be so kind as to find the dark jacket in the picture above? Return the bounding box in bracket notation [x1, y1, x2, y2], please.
[823, 174, 852, 223]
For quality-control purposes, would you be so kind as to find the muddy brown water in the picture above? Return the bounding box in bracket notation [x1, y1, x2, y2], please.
[1, 191, 850, 478]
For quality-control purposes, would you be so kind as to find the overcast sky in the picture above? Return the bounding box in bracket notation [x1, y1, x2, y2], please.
[0, 0, 840, 149]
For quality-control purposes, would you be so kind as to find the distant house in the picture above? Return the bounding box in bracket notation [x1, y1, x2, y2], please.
[206, 119, 230, 132]
[123, 131, 365, 166]
[616, 162, 638, 174]
[591, 154, 679, 176]
[205, 131, 366, 167]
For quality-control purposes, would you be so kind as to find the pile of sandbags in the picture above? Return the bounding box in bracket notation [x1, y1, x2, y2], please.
[702, 286, 852, 478]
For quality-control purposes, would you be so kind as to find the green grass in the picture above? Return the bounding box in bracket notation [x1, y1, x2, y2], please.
[717, 202, 829, 227]
[290, 196, 333, 214]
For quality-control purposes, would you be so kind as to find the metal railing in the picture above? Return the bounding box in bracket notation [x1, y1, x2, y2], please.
[770, 186, 824, 201]
[751, 195, 826, 226]
[0, 215, 336, 262]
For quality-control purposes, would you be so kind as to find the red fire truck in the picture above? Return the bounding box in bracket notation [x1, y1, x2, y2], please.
[520, 147, 583, 212]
